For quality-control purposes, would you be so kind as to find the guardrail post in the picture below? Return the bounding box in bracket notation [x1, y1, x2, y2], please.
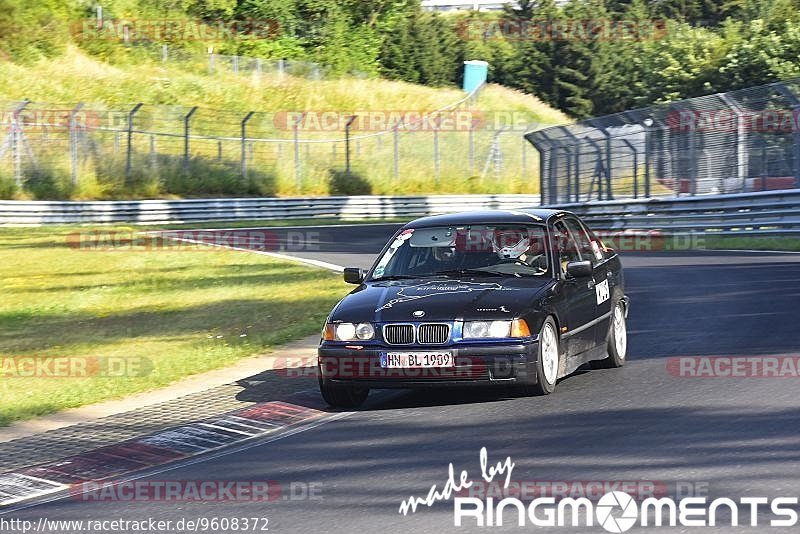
[241, 111, 255, 178]
[125, 103, 143, 183]
[183, 106, 198, 175]
[69, 102, 85, 186]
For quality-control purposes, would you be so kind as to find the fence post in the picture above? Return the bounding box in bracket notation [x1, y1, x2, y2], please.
[183, 106, 198, 175]
[621, 139, 638, 198]
[521, 136, 527, 177]
[293, 113, 305, 190]
[9, 100, 30, 187]
[149, 135, 157, 169]
[393, 120, 401, 181]
[771, 83, 800, 189]
[643, 118, 653, 197]
[161, 44, 168, 62]
[345, 115, 357, 175]
[241, 111, 255, 177]
[69, 102, 85, 186]
[125, 103, 143, 182]
[433, 114, 441, 184]
[468, 122, 475, 174]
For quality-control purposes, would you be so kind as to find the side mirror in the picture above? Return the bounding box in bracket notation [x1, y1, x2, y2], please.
[566, 260, 593, 278]
[343, 267, 365, 284]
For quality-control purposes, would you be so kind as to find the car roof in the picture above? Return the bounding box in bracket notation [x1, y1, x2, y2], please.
[402, 208, 573, 229]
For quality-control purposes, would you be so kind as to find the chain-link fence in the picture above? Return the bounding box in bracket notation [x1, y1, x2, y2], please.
[0, 84, 544, 198]
[133, 44, 351, 80]
[526, 78, 800, 205]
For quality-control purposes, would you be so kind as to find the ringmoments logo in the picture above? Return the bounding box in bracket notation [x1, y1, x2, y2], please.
[398, 448, 800, 531]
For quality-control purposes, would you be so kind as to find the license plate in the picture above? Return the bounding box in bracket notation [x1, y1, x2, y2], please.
[380, 351, 454, 368]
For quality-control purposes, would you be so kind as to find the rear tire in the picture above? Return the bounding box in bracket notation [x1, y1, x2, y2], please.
[594, 300, 627, 369]
[319, 378, 369, 408]
[520, 317, 560, 396]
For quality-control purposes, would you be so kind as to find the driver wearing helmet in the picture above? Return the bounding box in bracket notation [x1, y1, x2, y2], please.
[492, 228, 531, 262]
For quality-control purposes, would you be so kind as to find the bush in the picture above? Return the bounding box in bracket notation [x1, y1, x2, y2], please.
[0, 175, 17, 199]
[23, 168, 75, 200]
[327, 169, 372, 196]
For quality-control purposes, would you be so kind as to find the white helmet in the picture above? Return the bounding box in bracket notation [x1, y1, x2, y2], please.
[492, 228, 530, 259]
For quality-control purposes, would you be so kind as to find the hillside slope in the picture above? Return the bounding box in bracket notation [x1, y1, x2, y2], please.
[0, 49, 568, 198]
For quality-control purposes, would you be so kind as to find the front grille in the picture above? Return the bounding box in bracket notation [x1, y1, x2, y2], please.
[417, 323, 450, 344]
[384, 324, 415, 345]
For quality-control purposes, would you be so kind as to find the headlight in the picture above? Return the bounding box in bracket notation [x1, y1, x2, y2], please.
[323, 322, 375, 341]
[336, 323, 357, 341]
[463, 320, 511, 339]
[463, 319, 531, 339]
[355, 323, 375, 340]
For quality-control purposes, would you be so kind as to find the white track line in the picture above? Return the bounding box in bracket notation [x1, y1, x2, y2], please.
[162, 234, 345, 272]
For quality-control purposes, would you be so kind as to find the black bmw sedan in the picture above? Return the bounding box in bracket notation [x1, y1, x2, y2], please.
[317, 209, 629, 408]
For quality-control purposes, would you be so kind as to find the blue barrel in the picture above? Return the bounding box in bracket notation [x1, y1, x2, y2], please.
[462, 60, 489, 93]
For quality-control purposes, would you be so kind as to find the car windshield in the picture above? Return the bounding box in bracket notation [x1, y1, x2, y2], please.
[369, 224, 550, 280]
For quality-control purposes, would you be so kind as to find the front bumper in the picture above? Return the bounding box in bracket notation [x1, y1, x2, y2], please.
[318, 340, 538, 389]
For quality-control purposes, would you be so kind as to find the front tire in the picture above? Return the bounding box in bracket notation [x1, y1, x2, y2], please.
[520, 317, 560, 396]
[319, 378, 369, 408]
[594, 300, 627, 369]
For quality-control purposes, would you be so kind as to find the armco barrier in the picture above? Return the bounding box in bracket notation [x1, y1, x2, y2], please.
[550, 189, 800, 236]
[2, 190, 799, 236]
[0, 195, 541, 225]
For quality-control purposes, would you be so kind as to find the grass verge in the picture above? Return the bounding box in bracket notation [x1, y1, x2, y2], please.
[703, 235, 800, 252]
[0, 226, 348, 427]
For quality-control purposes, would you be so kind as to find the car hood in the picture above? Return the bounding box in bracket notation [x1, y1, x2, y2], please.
[330, 277, 555, 323]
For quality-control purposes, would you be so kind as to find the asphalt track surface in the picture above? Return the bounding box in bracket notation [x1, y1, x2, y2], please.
[5, 224, 800, 533]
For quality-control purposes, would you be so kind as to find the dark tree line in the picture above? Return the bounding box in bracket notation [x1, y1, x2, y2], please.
[5, 0, 800, 117]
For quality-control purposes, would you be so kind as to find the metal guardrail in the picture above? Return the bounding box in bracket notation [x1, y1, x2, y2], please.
[0, 195, 541, 225]
[549, 189, 800, 236]
[2, 190, 799, 237]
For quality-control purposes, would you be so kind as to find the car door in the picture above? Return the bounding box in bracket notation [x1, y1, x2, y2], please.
[563, 216, 613, 349]
[552, 219, 597, 357]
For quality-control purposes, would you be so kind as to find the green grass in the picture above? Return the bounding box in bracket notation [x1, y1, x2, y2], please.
[0, 225, 349, 427]
[703, 235, 800, 251]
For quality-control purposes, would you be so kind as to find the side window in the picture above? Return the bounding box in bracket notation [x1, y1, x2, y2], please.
[553, 221, 581, 275]
[564, 218, 602, 263]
